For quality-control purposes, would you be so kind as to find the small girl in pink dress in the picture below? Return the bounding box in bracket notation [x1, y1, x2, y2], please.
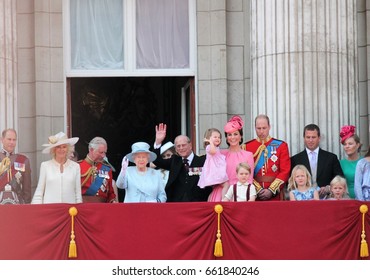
[198, 128, 229, 201]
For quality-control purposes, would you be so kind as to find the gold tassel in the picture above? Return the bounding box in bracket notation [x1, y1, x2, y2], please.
[68, 207, 78, 258]
[359, 205, 369, 258]
[214, 204, 223, 257]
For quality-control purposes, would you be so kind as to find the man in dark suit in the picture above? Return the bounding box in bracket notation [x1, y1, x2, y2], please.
[152, 123, 212, 202]
[290, 124, 344, 198]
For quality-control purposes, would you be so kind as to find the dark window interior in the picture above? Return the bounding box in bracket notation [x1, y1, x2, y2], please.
[69, 76, 190, 180]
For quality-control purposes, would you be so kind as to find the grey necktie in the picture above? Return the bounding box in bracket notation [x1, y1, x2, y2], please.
[309, 151, 317, 184]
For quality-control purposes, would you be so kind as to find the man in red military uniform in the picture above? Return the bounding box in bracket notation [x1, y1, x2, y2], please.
[0, 129, 32, 204]
[244, 114, 290, 201]
[80, 136, 116, 203]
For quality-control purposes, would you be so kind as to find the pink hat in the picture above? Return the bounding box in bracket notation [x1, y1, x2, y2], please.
[340, 125, 356, 144]
[224, 115, 244, 133]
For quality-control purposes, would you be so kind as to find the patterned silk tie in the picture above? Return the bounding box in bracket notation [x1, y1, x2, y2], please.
[182, 158, 189, 172]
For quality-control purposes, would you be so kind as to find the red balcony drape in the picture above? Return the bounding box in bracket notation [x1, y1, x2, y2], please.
[1, 200, 369, 260]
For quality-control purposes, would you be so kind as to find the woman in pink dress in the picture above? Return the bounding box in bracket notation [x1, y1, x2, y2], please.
[198, 128, 229, 201]
[221, 115, 254, 194]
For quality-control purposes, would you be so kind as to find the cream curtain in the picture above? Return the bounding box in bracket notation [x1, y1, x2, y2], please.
[136, 0, 189, 69]
[70, 0, 189, 70]
[70, 0, 124, 69]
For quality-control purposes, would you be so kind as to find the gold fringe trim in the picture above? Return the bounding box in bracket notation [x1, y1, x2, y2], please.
[359, 204, 369, 258]
[68, 207, 78, 258]
[214, 204, 223, 257]
[253, 179, 262, 192]
[269, 179, 283, 194]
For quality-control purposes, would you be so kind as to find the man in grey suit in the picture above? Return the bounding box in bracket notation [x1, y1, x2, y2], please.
[290, 124, 344, 198]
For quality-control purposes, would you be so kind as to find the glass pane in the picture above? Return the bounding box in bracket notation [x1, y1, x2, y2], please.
[136, 0, 189, 69]
[70, 0, 124, 70]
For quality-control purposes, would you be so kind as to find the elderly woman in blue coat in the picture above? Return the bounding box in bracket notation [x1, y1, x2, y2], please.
[116, 142, 166, 202]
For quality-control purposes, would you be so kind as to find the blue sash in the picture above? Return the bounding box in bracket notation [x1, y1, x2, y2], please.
[85, 164, 111, 196]
[254, 139, 282, 176]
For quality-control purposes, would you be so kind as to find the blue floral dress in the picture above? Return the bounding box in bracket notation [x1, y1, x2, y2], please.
[291, 187, 317, 201]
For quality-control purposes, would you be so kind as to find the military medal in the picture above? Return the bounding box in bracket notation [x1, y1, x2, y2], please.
[100, 182, 107, 192]
[14, 162, 25, 172]
[188, 167, 202, 176]
[4, 184, 12, 191]
[98, 170, 109, 179]
[15, 171, 22, 184]
[270, 144, 279, 172]
[272, 164, 278, 172]
[0, 184, 20, 204]
[270, 144, 278, 163]
[271, 154, 278, 162]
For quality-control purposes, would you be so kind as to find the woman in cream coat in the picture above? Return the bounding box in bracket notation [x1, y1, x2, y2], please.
[32, 132, 82, 204]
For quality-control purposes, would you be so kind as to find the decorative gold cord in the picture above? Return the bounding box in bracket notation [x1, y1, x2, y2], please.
[80, 167, 95, 186]
[360, 205, 369, 258]
[68, 207, 78, 258]
[214, 204, 223, 257]
[253, 144, 266, 165]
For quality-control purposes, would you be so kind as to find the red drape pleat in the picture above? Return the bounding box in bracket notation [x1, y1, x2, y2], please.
[0, 200, 369, 260]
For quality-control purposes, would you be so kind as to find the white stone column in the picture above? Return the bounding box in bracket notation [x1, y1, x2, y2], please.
[357, 0, 370, 153]
[250, 0, 358, 156]
[197, 0, 228, 152]
[0, 0, 17, 131]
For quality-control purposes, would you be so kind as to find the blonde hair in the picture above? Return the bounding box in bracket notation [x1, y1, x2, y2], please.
[287, 165, 312, 191]
[203, 128, 222, 148]
[50, 144, 74, 158]
[236, 162, 251, 173]
[329, 175, 349, 198]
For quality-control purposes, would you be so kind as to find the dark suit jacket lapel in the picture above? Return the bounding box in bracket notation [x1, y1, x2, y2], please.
[299, 150, 311, 173]
[190, 155, 203, 167]
[171, 156, 184, 180]
[316, 148, 325, 178]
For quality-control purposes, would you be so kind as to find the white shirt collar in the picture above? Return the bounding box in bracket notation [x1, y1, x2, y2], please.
[184, 152, 194, 165]
[306, 147, 319, 155]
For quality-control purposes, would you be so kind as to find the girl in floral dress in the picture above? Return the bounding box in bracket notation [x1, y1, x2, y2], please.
[288, 164, 319, 201]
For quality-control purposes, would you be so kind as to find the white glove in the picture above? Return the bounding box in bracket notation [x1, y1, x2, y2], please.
[121, 156, 129, 171]
[116, 156, 129, 189]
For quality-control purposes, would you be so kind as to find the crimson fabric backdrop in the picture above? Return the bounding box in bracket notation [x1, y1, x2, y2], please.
[1, 200, 369, 260]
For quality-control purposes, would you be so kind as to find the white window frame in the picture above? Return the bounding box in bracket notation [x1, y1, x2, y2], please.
[63, 0, 197, 77]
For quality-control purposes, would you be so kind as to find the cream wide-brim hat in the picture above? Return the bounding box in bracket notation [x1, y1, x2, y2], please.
[42, 132, 79, 154]
[160, 141, 174, 155]
[125, 142, 157, 163]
